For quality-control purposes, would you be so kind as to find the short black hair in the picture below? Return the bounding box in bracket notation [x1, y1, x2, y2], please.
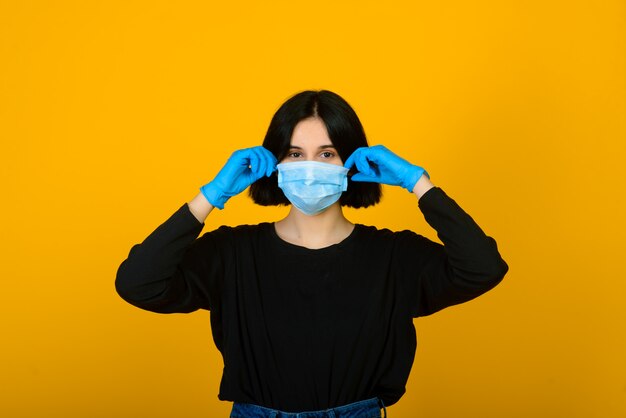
[249, 90, 381, 208]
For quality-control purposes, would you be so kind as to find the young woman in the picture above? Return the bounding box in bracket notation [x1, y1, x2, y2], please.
[115, 90, 509, 418]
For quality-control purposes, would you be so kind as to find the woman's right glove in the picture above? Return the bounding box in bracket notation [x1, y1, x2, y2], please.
[200, 146, 277, 209]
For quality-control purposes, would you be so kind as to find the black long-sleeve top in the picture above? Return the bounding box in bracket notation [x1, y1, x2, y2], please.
[115, 186, 509, 411]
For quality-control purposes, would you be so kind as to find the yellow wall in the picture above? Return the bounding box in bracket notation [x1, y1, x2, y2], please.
[2, 1, 625, 417]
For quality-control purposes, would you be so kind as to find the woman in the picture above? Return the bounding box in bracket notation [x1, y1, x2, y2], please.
[115, 90, 509, 418]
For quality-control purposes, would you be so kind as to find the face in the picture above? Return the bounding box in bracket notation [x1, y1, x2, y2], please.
[281, 117, 343, 166]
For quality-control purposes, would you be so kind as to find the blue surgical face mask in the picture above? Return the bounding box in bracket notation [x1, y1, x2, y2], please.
[277, 161, 349, 216]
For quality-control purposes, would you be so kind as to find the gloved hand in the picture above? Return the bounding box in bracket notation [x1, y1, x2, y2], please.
[200, 146, 277, 209]
[344, 145, 430, 192]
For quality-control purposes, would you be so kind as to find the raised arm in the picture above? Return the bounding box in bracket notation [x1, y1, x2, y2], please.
[409, 185, 509, 316]
[346, 145, 508, 316]
[115, 202, 210, 313]
[115, 146, 277, 313]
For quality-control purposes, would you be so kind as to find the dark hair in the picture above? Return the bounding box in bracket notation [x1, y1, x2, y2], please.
[249, 90, 381, 208]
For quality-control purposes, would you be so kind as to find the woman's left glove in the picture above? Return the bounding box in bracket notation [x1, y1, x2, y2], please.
[344, 145, 430, 192]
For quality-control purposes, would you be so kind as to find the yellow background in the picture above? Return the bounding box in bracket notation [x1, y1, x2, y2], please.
[1, 1, 625, 417]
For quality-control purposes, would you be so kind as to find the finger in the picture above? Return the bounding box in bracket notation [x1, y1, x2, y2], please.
[354, 149, 376, 177]
[244, 149, 262, 180]
[233, 148, 255, 167]
[255, 147, 276, 178]
[344, 148, 360, 169]
[258, 146, 278, 176]
[360, 145, 386, 165]
[351, 173, 379, 183]
[250, 148, 267, 179]
[371, 145, 408, 168]
[345, 148, 371, 176]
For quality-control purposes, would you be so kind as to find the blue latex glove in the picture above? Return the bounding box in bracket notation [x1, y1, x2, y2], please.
[200, 146, 277, 209]
[344, 145, 430, 192]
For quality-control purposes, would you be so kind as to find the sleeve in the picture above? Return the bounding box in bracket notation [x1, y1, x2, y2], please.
[399, 187, 509, 317]
[115, 203, 224, 314]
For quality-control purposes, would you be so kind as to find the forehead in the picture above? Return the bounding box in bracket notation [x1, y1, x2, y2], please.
[290, 117, 334, 147]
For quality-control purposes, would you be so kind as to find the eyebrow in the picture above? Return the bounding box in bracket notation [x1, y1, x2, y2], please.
[288, 145, 337, 150]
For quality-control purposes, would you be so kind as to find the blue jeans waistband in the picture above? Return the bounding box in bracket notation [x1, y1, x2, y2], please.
[230, 397, 387, 418]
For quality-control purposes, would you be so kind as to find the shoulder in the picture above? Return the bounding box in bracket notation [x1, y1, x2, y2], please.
[194, 223, 273, 249]
[352, 225, 442, 271]
[355, 224, 430, 247]
[201, 222, 271, 239]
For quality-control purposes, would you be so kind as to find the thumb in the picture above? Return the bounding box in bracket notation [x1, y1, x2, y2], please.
[350, 173, 380, 183]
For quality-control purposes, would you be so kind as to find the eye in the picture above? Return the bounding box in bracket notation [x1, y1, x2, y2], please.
[321, 151, 335, 159]
[287, 151, 303, 158]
